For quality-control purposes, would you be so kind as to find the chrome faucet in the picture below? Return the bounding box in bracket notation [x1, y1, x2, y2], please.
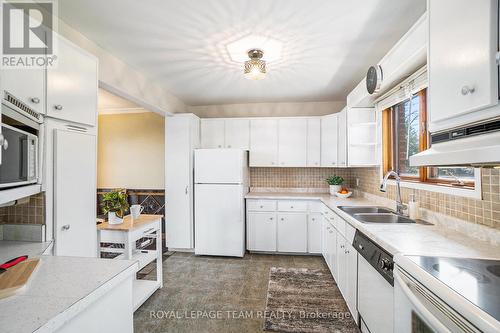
[380, 171, 407, 216]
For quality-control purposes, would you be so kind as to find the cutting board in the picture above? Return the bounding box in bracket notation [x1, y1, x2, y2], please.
[0, 258, 40, 299]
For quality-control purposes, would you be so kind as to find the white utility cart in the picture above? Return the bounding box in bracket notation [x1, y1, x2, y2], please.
[97, 214, 163, 311]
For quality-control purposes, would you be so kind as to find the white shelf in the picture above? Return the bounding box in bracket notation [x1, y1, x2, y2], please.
[133, 279, 160, 311]
[0, 184, 41, 205]
[132, 250, 157, 270]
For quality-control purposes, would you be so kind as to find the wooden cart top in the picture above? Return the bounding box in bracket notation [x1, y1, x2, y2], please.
[97, 214, 163, 231]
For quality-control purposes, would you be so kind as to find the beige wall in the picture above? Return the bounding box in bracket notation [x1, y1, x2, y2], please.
[98, 112, 165, 189]
[188, 101, 345, 118]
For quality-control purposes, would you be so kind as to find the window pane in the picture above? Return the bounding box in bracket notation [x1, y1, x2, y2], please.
[430, 167, 475, 181]
[394, 95, 420, 177]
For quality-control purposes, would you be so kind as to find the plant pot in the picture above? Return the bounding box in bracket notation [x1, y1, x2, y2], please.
[108, 212, 123, 225]
[329, 185, 342, 195]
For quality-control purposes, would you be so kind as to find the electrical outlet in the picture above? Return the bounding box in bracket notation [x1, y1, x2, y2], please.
[356, 178, 360, 187]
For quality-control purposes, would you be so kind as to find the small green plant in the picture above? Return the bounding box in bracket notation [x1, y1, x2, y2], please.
[101, 189, 129, 218]
[326, 175, 344, 186]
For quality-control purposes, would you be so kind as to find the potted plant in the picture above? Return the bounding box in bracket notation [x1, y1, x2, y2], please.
[326, 175, 344, 195]
[101, 190, 129, 225]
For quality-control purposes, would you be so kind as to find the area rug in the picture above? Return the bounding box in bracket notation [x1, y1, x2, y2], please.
[264, 267, 360, 333]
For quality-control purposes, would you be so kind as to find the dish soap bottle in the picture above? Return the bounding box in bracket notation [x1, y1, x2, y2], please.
[408, 191, 420, 220]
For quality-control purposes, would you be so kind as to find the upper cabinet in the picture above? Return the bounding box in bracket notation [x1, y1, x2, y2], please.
[47, 36, 98, 126]
[200, 118, 250, 149]
[224, 119, 250, 149]
[347, 107, 378, 166]
[200, 119, 225, 148]
[250, 119, 278, 166]
[1, 68, 45, 115]
[428, 0, 499, 132]
[278, 118, 307, 167]
[306, 118, 321, 167]
[337, 108, 347, 167]
[321, 114, 338, 167]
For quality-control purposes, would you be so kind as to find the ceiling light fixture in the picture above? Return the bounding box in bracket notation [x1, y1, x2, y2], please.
[244, 49, 266, 80]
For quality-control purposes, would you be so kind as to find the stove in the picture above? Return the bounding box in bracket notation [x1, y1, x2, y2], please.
[407, 256, 500, 323]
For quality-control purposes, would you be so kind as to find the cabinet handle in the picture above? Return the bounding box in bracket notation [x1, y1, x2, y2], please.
[271, 162, 275, 165]
[345, 250, 349, 254]
[290, 206, 294, 209]
[227, 145, 231, 148]
[2, 139, 8, 150]
[218, 145, 222, 148]
[340, 245, 345, 249]
[185, 186, 188, 195]
[312, 218, 315, 221]
[461, 86, 475, 95]
[30, 97, 40, 104]
[54, 104, 63, 110]
[269, 217, 273, 221]
[281, 218, 284, 221]
[329, 231, 333, 234]
[260, 205, 264, 208]
[62, 224, 70, 231]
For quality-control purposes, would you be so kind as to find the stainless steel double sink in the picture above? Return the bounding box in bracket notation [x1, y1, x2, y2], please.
[338, 206, 416, 224]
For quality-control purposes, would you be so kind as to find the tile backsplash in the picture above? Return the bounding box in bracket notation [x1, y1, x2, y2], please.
[250, 168, 353, 190]
[0, 193, 45, 225]
[250, 167, 500, 230]
[352, 167, 500, 230]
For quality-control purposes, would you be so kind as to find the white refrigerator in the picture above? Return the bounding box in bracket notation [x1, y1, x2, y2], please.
[194, 149, 249, 257]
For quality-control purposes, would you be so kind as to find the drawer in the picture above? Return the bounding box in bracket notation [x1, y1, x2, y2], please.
[329, 212, 346, 237]
[277, 200, 308, 212]
[308, 201, 323, 213]
[345, 222, 356, 243]
[247, 199, 277, 211]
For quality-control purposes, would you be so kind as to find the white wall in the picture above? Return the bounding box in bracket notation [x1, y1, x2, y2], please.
[188, 101, 345, 118]
[57, 18, 186, 116]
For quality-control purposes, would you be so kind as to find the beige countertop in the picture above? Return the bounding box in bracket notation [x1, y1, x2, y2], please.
[97, 214, 163, 231]
[246, 192, 500, 259]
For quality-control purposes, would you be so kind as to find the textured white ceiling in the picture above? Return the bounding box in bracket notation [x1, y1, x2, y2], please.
[59, 0, 426, 106]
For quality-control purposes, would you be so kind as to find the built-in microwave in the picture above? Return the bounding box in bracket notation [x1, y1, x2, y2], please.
[0, 102, 40, 189]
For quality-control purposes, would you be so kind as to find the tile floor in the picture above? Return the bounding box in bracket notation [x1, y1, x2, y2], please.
[134, 252, 327, 333]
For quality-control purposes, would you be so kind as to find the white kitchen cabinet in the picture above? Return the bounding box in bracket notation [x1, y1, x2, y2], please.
[345, 241, 358, 322]
[277, 213, 307, 252]
[337, 108, 347, 167]
[321, 114, 338, 167]
[321, 219, 329, 261]
[278, 118, 307, 167]
[250, 119, 278, 166]
[247, 212, 277, 252]
[326, 223, 337, 279]
[347, 107, 378, 166]
[428, 0, 499, 132]
[200, 119, 225, 148]
[336, 235, 347, 295]
[47, 36, 98, 126]
[306, 118, 321, 167]
[1, 68, 45, 115]
[52, 125, 97, 257]
[165, 114, 200, 250]
[225, 119, 250, 149]
[307, 214, 322, 254]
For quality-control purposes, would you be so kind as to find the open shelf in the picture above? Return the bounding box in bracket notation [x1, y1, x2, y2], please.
[133, 279, 160, 311]
[132, 250, 157, 270]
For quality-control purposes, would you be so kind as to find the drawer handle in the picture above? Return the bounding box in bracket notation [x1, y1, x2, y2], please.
[312, 218, 315, 221]
[269, 217, 273, 221]
[260, 205, 264, 208]
[290, 206, 294, 209]
[143, 228, 156, 234]
[340, 245, 345, 249]
[30, 97, 40, 104]
[461, 86, 475, 95]
[54, 104, 63, 110]
[61, 224, 70, 231]
[329, 231, 333, 234]
[281, 218, 284, 221]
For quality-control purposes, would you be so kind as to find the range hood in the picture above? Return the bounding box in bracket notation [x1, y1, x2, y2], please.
[410, 119, 500, 167]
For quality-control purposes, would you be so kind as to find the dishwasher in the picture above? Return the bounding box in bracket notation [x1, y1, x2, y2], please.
[353, 230, 394, 333]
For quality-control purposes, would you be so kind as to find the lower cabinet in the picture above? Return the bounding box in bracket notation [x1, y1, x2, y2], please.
[307, 213, 322, 254]
[327, 224, 337, 279]
[277, 213, 307, 252]
[247, 212, 277, 252]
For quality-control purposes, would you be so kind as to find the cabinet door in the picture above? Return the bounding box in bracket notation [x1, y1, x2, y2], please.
[166, 116, 196, 249]
[1, 68, 45, 114]
[321, 114, 338, 167]
[247, 212, 276, 251]
[278, 118, 307, 167]
[336, 234, 347, 294]
[327, 225, 337, 279]
[345, 242, 358, 322]
[321, 219, 329, 262]
[54, 129, 96, 257]
[337, 109, 347, 167]
[200, 119, 225, 148]
[429, 0, 499, 130]
[47, 36, 97, 126]
[225, 119, 250, 149]
[307, 213, 322, 254]
[306, 118, 321, 167]
[250, 119, 278, 166]
[277, 213, 307, 252]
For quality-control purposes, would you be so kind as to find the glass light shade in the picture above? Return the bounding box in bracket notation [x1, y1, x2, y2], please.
[244, 59, 266, 80]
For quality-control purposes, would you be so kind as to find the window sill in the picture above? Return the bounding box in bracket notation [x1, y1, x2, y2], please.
[384, 178, 482, 199]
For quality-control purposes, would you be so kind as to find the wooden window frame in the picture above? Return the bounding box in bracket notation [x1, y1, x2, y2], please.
[382, 88, 475, 189]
